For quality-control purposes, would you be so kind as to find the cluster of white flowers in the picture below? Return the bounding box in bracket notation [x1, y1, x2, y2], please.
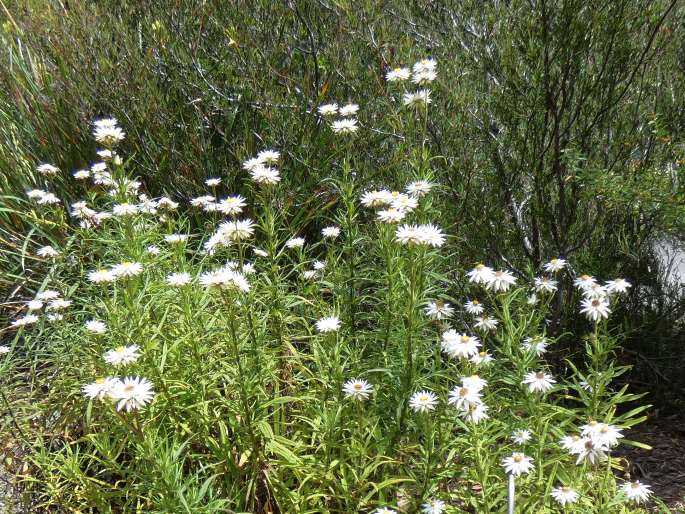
[448, 375, 489, 423]
[318, 102, 360, 134]
[10, 289, 71, 328]
[242, 149, 281, 185]
[87, 261, 143, 283]
[204, 219, 256, 254]
[386, 58, 437, 108]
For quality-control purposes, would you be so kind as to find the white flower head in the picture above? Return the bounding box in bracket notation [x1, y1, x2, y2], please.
[467, 264, 495, 284]
[502, 452, 534, 476]
[286, 237, 305, 249]
[331, 118, 358, 134]
[85, 320, 107, 334]
[36, 290, 60, 301]
[315, 316, 340, 333]
[250, 166, 281, 185]
[104, 345, 141, 366]
[424, 300, 454, 320]
[339, 103, 359, 116]
[73, 169, 90, 179]
[474, 315, 499, 332]
[342, 379, 373, 400]
[11, 314, 39, 328]
[580, 297, 610, 322]
[403, 90, 432, 107]
[543, 258, 567, 273]
[420, 498, 446, 514]
[317, 103, 338, 116]
[110, 261, 143, 278]
[534, 276, 558, 294]
[605, 278, 631, 295]
[0, 346, 10, 355]
[464, 299, 484, 315]
[441, 330, 481, 359]
[512, 429, 532, 445]
[37, 163, 60, 176]
[409, 390, 438, 413]
[82, 377, 121, 401]
[217, 195, 246, 216]
[166, 272, 192, 286]
[621, 481, 652, 504]
[26, 300, 44, 311]
[386, 67, 410, 82]
[110, 376, 155, 412]
[321, 226, 340, 239]
[485, 270, 517, 292]
[205, 177, 221, 187]
[550, 486, 579, 507]
[522, 371, 556, 393]
[406, 180, 433, 197]
[257, 149, 280, 164]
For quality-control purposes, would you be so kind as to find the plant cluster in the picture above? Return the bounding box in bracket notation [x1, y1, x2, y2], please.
[0, 59, 665, 513]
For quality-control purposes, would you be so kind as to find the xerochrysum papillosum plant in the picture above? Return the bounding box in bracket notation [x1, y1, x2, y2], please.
[3, 59, 656, 513]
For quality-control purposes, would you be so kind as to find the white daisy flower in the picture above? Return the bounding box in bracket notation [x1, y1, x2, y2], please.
[166, 272, 192, 286]
[406, 180, 433, 197]
[146, 245, 161, 255]
[470, 351, 494, 366]
[338, 103, 359, 116]
[574, 274, 598, 290]
[312, 260, 326, 271]
[0, 346, 10, 355]
[522, 336, 548, 356]
[543, 258, 567, 273]
[512, 429, 532, 445]
[390, 193, 418, 212]
[164, 234, 188, 244]
[409, 390, 438, 413]
[377, 208, 407, 223]
[474, 316, 499, 331]
[621, 481, 652, 504]
[217, 195, 246, 216]
[331, 118, 358, 134]
[321, 226, 340, 239]
[85, 320, 107, 334]
[386, 67, 410, 82]
[26, 300, 44, 311]
[342, 379, 374, 400]
[522, 371, 556, 393]
[199, 268, 250, 292]
[317, 103, 338, 116]
[605, 278, 631, 294]
[191, 195, 216, 207]
[37, 163, 60, 175]
[157, 197, 179, 210]
[502, 452, 534, 476]
[534, 276, 558, 293]
[572, 438, 608, 465]
[97, 149, 113, 160]
[303, 270, 317, 280]
[485, 270, 517, 292]
[373, 508, 397, 514]
[82, 377, 121, 401]
[46, 299, 72, 310]
[467, 264, 495, 284]
[582, 282, 608, 300]
[36, 290, 60, 300]
[550, 486, 579, 506]
[285, 237, 305, 249]
[464, 299, 484, 315]
[402, 90, 432, 107]
[104, 345, 141, 366]
[580, 297, 610, 322]
[93, 123, 125, 146]
[110, 376, 155, 412]
[424, 300, 454, 320]
[315, 316, 340, 333]
[112, 203, 138, 216]
[441, 330, 480, 359]
[73, 169, 90, 179]
[205, 177, 221, 187]
[26, 189, 47, 199]
[253, 248, 269, 257]
[420, 498, 446, 514]
[463, 375, 488, 391]
[36, 193, 61, 205]
[460, 402, 489, 423]
[257, 149, 280, 164]
[110, 261, 143, 278]
[412, 58, 437, 75]
[559, 434, 584, 452]
[447, 385, 482, 410]
[360, 190, 392, 208]
[10, 314, 38, 327]
[250, 166, 281, 185]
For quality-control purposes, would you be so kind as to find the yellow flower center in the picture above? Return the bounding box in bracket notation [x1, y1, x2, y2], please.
[95, 378, 105, 384]
[115, 346, 125, 352]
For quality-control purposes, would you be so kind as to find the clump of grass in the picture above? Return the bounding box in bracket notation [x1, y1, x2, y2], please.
[1, 58, 670, 514]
